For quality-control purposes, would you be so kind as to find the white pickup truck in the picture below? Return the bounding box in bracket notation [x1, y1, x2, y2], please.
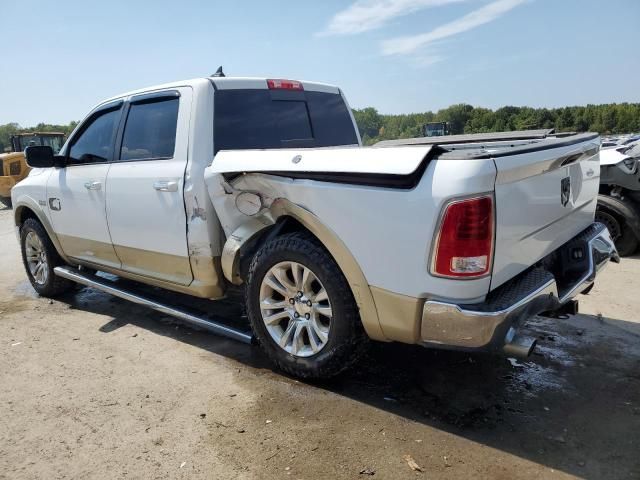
[13, 75, 618, 378]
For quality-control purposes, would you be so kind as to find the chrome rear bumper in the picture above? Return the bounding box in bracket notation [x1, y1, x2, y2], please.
[420, 222, 619, 350]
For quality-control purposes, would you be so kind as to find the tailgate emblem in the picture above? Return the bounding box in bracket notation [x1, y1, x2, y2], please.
[561, 177, 571, 207]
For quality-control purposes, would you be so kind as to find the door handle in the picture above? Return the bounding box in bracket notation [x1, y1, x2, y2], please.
[84, 181, 102, 191]
[153, 180, 178, 192]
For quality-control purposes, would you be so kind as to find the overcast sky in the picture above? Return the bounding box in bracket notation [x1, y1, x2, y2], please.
[2, 0, 639, 126]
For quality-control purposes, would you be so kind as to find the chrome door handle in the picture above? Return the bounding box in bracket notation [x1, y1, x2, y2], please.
[153, 180, 178, 192]
[84, 181, 102, 191]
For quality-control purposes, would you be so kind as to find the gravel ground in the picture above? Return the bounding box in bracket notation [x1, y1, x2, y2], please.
[1, 205, 639, 480]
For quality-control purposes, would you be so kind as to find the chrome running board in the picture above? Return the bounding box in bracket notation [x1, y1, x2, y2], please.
[54, 266, 253, 344]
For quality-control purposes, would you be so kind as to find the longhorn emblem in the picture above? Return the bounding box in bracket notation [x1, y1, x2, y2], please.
[561, 177, 571, 207]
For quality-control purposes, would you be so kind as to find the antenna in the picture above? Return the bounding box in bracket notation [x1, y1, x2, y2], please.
[211, 66, 225, 77]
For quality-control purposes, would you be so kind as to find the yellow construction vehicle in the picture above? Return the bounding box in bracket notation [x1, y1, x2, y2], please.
[0, 132, 65, 207]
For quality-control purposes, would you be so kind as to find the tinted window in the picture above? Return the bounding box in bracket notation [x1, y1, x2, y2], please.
[214, 90, 358, 154]
[69, 108, 120, 164]
[272, 101, 312, 140]
[120, 98, 179, 161]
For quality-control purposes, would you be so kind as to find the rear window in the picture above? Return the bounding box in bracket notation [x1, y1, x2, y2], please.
[214, 89, 358, 154]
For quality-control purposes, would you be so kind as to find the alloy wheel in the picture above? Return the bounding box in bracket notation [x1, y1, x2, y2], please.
[259, 261, 332, 357]
[25, 231, 49, 285]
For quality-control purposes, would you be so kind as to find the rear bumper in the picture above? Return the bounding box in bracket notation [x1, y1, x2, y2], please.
[420, 222, 619, 350]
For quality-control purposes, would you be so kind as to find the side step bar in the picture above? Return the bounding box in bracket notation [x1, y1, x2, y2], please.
[54, 266, 253, 344]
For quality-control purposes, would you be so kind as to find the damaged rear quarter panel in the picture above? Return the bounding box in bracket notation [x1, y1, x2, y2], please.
[205, 157, 497, 303]
[183, 80, 225, 296]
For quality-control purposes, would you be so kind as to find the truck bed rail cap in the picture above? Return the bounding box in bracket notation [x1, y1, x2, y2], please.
[209, 145, 433, 176]
[375, 129, 556, 147]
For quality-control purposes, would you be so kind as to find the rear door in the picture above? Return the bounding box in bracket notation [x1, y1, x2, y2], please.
[491, 135, 601, 289]
[47, 102, 123, 268]
[106, 88, 193, 285]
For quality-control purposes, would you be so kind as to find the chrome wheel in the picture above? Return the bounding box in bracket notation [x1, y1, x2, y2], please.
[25, 231, 49, 285]
[259, 261, 332, 357]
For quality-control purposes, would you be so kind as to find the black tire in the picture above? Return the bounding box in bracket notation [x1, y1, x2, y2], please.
[0, 196, 12, 208]
[246, 231, 368, 379]
[595, 208, 638, 256]
[616, 227, 640, 256]
[20, 218, 74, 297]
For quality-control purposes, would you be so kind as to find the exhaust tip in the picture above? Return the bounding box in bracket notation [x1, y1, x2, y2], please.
[503, 334, 537, 358]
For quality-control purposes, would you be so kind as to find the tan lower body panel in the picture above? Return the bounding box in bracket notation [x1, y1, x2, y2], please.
[370, 286, 424, 344]
[76, 259, 225, 299]
[190, 254, 225, 297]
[58, 235, 224, 299]
[113, 244, 193, 286]
[57, 235, 122, 270]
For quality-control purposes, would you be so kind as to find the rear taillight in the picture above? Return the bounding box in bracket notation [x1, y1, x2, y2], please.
[432, 195, 494, 278]
[267, 79, 304, 91]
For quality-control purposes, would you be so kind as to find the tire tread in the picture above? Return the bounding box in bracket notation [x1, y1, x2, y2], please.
[20, 218, 73, 297]
[246, 231, 368, 379]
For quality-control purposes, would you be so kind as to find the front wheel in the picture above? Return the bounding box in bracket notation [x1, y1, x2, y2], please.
[246, 232, 368, 379]
[20, 218, 74, 297]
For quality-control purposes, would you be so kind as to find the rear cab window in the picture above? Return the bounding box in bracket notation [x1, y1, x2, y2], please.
[213, 86, 359, 155]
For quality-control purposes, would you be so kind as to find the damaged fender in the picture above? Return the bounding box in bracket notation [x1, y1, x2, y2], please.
[217, 191, 387, 342]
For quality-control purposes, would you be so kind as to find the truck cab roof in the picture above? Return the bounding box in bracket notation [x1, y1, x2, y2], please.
[100, 76, 341, 106]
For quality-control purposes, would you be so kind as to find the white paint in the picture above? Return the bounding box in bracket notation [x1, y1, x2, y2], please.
[207, 159, 497, 301]
[210, 145, 432, 176]
[212, 77, 340, 94]
[47, 164, 121, 269]
[491, 139, 601, 289]
[13, 75, 602, 310]
[105, 87, 194, 284]
[600, 147, 630, 166]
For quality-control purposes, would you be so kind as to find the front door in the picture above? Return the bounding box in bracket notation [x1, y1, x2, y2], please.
[106, 88, 193, 285]
[47, 103, 123, 269]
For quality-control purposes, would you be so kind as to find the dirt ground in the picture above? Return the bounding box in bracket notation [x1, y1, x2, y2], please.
[1, 204, 639, 480]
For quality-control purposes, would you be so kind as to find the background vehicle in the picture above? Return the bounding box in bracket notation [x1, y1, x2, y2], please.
[0, 132, 65, 207]
[423, 121, 449, 137]
[596, 141, 640, 256]
[11, 76, 617, 379]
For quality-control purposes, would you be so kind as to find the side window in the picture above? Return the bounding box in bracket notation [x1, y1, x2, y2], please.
[120, 97, 179, 161]
[68, 108, 121, 165]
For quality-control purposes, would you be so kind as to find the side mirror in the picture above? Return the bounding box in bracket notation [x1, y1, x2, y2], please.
[25, 146, 66, 168]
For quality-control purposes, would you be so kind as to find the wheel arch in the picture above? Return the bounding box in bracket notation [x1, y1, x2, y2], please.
[14, 200, 72, 264]
[596, 194, 640, 240]
[221, 198, 387, 341]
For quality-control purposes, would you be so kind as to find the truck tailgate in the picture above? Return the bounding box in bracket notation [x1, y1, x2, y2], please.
[491, 134, 601, 290]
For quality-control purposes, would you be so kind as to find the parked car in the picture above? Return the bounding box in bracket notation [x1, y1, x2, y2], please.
[596, 142, 640, 255]
[12, 75, 618, 378]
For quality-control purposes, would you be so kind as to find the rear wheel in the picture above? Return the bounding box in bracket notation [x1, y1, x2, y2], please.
[0, 196, 12, 208]
[246, 232, 368, 379]
[20, 218, 74, 297]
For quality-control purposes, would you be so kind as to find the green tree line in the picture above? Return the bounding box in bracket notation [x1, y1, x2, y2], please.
[0, 122, 77, 153]
[353, 103, 640, 145]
